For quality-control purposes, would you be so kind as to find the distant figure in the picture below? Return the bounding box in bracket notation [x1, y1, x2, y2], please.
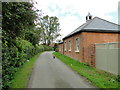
[53, 55, 55, 59]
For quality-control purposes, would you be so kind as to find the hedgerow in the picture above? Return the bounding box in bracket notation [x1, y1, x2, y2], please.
[2, 2, 53, 89]
[2, 39, 53, 89]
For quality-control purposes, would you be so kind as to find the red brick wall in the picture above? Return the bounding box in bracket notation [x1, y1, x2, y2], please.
[58, 43, 63, 54]
[63, 33, 84, 62]
[63, 32, 119, 66]
[82, 32, 119, 66]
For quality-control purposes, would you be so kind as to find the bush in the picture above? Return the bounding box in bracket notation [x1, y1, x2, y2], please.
[42, 45, 53, 51]
[53, 43, 58, 52]
[37, 44, 45, 52]
[2, 45, 20, 88]
[2, 38, 53, 89]
[15, 38, 35, 59]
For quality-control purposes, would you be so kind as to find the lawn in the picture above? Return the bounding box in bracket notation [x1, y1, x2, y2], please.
[53, 52, 119, 88]
[10, 52, 42, 88]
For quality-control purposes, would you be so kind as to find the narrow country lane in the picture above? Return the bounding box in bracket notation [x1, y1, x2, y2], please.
[27, 51, 95, 88]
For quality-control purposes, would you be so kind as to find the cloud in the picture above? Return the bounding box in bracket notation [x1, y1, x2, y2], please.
[34, 0, 119, 38]
[118, 1, 120, 25]
[59, 15, 84, 36]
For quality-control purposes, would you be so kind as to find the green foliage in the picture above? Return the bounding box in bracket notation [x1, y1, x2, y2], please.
[53, 52, 119, 88]
[42, 45, 54, 51]
[40, 15, 61, 45]
[10, 52, 42, 88]
[2, 2, 37, 40]
[2, 45, 20, 88]
[15, 38, 33, 50]
[2, 39, 53, 89]
[24, 29, 41, 46]
[2, 1, 57, 89]
[2, 2, 53, 89]
[53, 43, 58, 52]
[15, 38, 35, 59]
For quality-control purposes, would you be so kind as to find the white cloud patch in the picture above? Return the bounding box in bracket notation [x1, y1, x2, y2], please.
[34, 0, 119, 38]
[59, 15, 84, 37]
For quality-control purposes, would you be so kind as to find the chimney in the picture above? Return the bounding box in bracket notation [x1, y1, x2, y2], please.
[86, 13, 92, 22]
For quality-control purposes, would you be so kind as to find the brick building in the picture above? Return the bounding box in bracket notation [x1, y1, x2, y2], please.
[58, 42, 63, 54]
[59, 14, 120, 66]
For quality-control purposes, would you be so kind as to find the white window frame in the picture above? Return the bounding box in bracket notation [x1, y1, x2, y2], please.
[75, 37, 80, 52]
[68, 40, 71, 51]
[64, 41, 67, 51]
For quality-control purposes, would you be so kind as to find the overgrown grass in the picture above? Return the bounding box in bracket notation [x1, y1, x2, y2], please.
[53, 52, 119, 88]
[10, 52, 42, 88]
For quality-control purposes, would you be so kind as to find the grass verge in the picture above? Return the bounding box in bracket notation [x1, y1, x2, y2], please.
[53, 52, 119, 88]
[10, 52, 42, 88]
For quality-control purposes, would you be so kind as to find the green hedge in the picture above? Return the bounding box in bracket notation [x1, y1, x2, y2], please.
[2, 38, 53, 89]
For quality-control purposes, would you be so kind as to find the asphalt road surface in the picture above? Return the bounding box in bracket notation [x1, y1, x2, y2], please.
[27, 51, 95, 88]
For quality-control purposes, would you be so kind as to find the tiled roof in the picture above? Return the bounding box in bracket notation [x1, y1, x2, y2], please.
[63, 17, 120, 39]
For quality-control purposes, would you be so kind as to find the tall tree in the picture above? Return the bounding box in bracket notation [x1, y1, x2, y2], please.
[2, 2, 38, 45]
[39, 15, 61, 45]
[2, 2, 40, 88]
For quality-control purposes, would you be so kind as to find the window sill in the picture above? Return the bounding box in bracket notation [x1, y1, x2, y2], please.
[75, 51, 79, 53]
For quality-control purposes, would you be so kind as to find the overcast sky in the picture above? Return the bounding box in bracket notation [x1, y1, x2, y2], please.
[34, 0, 119, 39]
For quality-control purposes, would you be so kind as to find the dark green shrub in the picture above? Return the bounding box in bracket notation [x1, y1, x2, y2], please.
[15, 38, 36, 59]
[2, 36, 54, 87]
[53, 43, 58, 52]
[2, 39, 35, 89]
[2, 38, 53, 89]
[42, 45, 53, 51]
[2, 45, 20, 88]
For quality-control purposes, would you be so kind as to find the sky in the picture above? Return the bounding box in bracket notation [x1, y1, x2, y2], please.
[34, 0, 119, 39]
